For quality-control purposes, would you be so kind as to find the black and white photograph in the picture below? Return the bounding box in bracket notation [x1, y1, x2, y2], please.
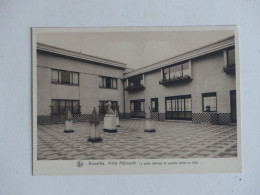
[32, 27, 241, 175]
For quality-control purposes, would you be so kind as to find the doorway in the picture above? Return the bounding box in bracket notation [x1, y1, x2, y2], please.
[230, 90, 237, 123]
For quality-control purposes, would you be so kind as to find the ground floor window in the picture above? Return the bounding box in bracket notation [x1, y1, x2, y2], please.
[165, 95, 192, 120]
[202, 92, 217, 112]
[130, 99, 145, 118]
[151, 98, 158, 112]
[51, 99, 80, 115]
[99, 100, 119, 114]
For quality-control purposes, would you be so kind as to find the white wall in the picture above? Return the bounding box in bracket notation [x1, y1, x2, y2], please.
[125, 51, 236, 114]
[37, 52, 125, 115]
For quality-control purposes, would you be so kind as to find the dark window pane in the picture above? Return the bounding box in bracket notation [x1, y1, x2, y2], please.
[51, 100, 59, 114]
[60, 71, 71, 84]
[227, 48, 235, 66]
[59, 100, 66, 114]
[73, 101, 79, 114]
[106, 78, 111, 88]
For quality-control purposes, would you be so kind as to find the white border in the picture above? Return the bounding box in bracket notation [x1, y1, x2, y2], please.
[32, 26, 241, 175]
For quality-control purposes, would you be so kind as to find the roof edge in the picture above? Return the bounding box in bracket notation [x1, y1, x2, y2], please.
[37, 43, 127, 69]
[124, 35, 235, 78]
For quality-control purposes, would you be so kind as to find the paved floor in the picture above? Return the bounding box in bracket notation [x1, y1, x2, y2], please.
[37, 120, 237, 160]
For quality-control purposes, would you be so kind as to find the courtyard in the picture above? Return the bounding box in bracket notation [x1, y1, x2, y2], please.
[37, 119, 237, 160]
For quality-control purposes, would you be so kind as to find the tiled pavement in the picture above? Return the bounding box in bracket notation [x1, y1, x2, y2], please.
[37, 119, 237, 160]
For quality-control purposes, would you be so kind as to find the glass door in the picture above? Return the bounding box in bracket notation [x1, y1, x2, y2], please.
[130, 99, 145, 118]
[165, 95, 192, 120]
[230, 90, 237, 123]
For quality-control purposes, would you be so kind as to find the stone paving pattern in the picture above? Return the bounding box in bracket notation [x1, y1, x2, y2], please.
[37, 120, 237, 160]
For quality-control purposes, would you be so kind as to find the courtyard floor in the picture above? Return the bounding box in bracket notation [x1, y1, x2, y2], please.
[37, 119, 237, 160]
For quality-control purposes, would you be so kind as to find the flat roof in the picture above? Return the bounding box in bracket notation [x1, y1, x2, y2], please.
[37, 43, 127, 69]
[124, 35, 235, 78]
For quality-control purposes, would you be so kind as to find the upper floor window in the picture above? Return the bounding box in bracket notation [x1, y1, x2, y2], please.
[227, 48, 235, 66]
[163, 61, 190, 80]
[51, 69, 79, 85]
[128, 75, 143, 87]
[223, 47, 235, 75]
[202, 92, 217, 112]
[99, 76, 117, 89]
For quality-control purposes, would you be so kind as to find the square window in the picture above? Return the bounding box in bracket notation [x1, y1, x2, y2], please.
[51, 69, 79, 85]
[202, 92, 217, 112]
[100, 76, 117, 89]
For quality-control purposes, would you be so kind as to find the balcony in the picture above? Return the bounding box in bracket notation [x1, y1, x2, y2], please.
[125, 84, 145, 92]
[159, 75, 192, 86]
[223, 64, 235, 75]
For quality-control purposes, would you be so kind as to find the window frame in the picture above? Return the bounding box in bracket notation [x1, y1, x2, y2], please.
[99, 76, 118, 89]
[51, 99, 80, 115]
[165, 95, 192, 120]
[202, 92, 217, 112]
[51, 69, 79, 86]
[227, 47, 235, 66]
[128, 74, 143, 87]
[151, 98, 158, 112]
[162, 61, 190, 80]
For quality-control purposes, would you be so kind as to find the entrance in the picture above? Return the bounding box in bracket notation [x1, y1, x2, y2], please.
[130, 99, 145, 118]
[230, 90, 237, 123]
[165, 95, 192, 120]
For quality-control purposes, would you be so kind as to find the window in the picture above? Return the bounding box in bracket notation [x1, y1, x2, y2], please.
[99, 76, 117, 89]
[165, 95, 192, 120]
[130, 99, 145, 118]
[128, 75, 143, 87]
[99, 100, 118, 114]
[163, 61, 190, 80]
[51, 69, 79, 85]
[227, 48, 235, 66]
[202, 92, 217, 112]
[151, 98, 158, 112]
[51, 99, 80, 115]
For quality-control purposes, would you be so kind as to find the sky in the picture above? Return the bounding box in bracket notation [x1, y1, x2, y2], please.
[37, 29, 234, 70]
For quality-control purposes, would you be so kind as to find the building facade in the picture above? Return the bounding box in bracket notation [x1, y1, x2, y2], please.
[37, 36, 236, 125]
[37, 43, 126, 124]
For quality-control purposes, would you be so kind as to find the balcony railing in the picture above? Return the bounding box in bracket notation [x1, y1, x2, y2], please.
[223, 64, 235, 75]
[125, 84, 145, 92]
[50, 106, 81, 115]
[159, 75, 192, 86]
